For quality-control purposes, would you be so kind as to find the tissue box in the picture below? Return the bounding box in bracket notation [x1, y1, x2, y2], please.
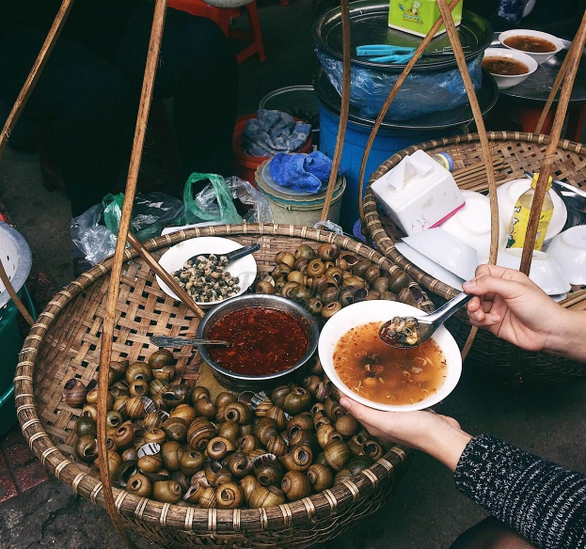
[371, 150, 464, 235]
[388, 0, 463, 38]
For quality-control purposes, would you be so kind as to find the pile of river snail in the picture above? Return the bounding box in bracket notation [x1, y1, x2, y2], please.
[64, 350, 387, 508]
[254, 243, 423, 320]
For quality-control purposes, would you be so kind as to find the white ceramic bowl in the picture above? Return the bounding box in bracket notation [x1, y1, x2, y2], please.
[496, 248, 571, 295]
[402, 228, 479, 281]
[156, 236, 257, 309]
[545, 226, 586, 285]
[439, 190, 507, 262]
[497, 179, 567, 242]
[318, 300, 462, 412]
[482, 47, 538, 89]
[499, 29, 564, 65]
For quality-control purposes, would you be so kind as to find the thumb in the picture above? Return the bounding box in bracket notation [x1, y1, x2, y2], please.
[463, 273, 527, 301]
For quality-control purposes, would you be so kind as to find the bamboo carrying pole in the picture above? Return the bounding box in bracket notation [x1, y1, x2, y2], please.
[320, 0, 351, 222]
[96, 2, 168, 548]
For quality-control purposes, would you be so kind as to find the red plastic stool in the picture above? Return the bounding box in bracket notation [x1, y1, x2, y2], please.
[169, 0, 266, 64]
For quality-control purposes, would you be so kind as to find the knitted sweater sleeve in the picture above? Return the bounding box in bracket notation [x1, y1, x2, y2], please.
[454, 434, 586, 549]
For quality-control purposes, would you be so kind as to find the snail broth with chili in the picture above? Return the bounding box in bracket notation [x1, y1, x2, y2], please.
[208, 307, 309, 376]
[333, 321, 447, 405]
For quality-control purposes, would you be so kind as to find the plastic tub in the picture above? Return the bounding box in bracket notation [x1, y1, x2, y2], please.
[232, 114, 313, 187]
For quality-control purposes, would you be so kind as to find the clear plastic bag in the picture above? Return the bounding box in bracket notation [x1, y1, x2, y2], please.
[317, 50, 483, 122]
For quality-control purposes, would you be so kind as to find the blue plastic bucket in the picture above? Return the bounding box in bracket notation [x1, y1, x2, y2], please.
[0, 287, 35, 437]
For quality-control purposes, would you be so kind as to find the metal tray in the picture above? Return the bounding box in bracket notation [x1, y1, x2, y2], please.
[313, 1, 493, 73]
[313, 68, 499, 131]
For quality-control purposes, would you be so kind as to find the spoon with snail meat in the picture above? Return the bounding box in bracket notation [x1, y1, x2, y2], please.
[379, 292, 473, 349]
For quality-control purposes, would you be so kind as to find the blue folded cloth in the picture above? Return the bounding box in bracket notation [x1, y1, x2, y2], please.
[242, 109, 311, 157]
[269, 151, 333, 194]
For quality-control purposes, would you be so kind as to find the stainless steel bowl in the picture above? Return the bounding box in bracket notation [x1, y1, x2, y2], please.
[196, 294, 319, 390]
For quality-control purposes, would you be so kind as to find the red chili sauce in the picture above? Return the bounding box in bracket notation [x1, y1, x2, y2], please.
[207, 307, 309, 375]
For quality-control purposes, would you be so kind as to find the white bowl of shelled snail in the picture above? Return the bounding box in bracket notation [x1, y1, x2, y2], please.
[318, 300, 462, 412]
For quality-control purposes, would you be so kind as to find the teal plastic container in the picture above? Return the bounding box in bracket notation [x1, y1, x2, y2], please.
[0, 288, 35, 437]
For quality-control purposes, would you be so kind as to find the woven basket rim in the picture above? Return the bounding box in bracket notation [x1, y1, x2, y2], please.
[15, 223, 415, 534]
[363, 130, 586, 306]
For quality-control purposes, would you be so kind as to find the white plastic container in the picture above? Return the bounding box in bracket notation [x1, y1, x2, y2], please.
[371, 150, 464, 236]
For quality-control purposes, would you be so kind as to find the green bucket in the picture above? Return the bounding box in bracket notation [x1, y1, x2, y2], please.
[0, 287, 35, 438]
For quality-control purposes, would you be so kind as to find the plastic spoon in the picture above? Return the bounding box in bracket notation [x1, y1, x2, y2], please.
[378, 292, 473, 349]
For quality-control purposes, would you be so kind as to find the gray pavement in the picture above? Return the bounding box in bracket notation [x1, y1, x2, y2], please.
[1, 1, 585, 547]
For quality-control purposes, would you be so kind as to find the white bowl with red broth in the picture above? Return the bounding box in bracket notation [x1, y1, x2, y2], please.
[318, 301, 462, 412]
[499, 29, 563, 65]
[482, 48, 538, 90]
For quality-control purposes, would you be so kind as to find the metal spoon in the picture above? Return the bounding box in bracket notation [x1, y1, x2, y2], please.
[379, 292, 474, 349]
[187, 243, 260, 265]
[150, 335, 230, 347]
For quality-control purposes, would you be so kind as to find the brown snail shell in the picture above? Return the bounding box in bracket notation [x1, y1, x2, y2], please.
[306, 258, 326, 278]
[275, 251, 296, 268]
[290, 285, 312, 304]
[335, 252, 359, 270]
[143, 410, 166, 430]
[144, 428, 166, 446]
[137, 443, 163, 474]
[215, 391, 237, 409]
[313, 412, 332, 431]
[306, 274, 328, 293]
[274, 276, 287, 293]
[389, 270, 412, 293]
[149, 379, 170, 397]
[317, 424, 343, 449]
[265, 405, 288, 431]
[85, 387, 114, 411]
[281, 281, 300, 299]
[253, 453, 285, 486]
[321, 301, 342, 319]
[307, 463, 334, 492]
[239, 475, 260, 505]
[319, 285, 339, 305]
[206, 436, 236, 461]
[270, 384, 292, 408]
[126, 473, 152, 498]
[95, 449, 122, 478]
[352, 260, 372, 278]
[252, 399, 272, 418]
[289, 429, 319, 455]
[218, 420, 240, 442]
[286, 270, 305, 285]
[199, 487, 218, 508]
[283, 388, 312, 415]
[324, 397, 345, 421]
[169, 403, 196, 424]
[129, 379, 149, 398]
[108, 360, 129, 386]
[121, 447, 138, 462]
[125, 361, 152, 384]
[281, 470, 312, 501]
[110, 381, 130, 400]
[151, 365, 175, 384]
[347, 455, 375, 476]
[194, 397, 217, 419]
[334, 469, 354, 485]
[216, 482, 243, 509]
[191, 386, 209, 402]
[205, 460, 233, 488]
[63, 378, 88, 408]
[338, 287, 356, 307]
[125, 396, 146, 420]
[255, 280, 275, 294]
[266, 435, 288, 457]
[179, 450, 205, 476]
[363, 440, 384, 461]
[161, 441, 184, 471]
[115, 460, 139, 488]
[272, 263, 292, 279]
[239, 433, 261, 454]
[171, 471, 190, 493]
[81, 403, 98, 422]
[311, 402, 326, 416]
[112, 395, 129, 416]
[225, 452, 253, 478]
[253, 417, 278, 446]
[294, 244, 316, 261]
[152, 480, 182, 504]
[75, 436, 98, 462]
[325, 266, 344, 284]
[162, 384, 191, 409]
[75, 416, 97, 438]
[335, 414, 360, 437]
[114, 423, 136, 450]
[248, 485, 286, 508]
[372, 276, 391, 294]
[342, 275, 366, 289]
[279, 445, 313, 472]
[353, 287, 369, 303]
[314, 452, 328, 467]
[188, 418, 218, 451]
[365, 290, 381, 301]
[323, 440, 351, 471]
[317, 243, 338, 260]
[183, 482, 206, 504]
[364, 265, 382, 285]
[148, 349, 175, 369]
[162, 416, 188, 443]
[224, 402, 252, 425]
[305, 297, 324, 315]
[294, 257, 309, 273]
[315, 381, 331, 403]
[287, 412, 314, 436]
[381, 290, 397, 301]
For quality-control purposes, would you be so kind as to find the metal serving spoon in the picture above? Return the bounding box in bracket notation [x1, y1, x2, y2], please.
[150, 335, 230, 347]
[378, 292, 474, 349]
[187, 243, 260, 265]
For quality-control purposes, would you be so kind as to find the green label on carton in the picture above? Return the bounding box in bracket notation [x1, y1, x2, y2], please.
[388, 0, 463, 38]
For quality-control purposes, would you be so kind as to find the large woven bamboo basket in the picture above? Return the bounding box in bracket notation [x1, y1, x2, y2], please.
[363, 131, 586, 383]
[14, 223, 433, 549]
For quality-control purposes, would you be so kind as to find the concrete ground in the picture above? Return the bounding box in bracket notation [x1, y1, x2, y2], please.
[1, 1, 585, 548]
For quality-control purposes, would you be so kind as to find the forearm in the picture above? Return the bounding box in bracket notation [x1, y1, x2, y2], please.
[455, 435, 586, 549]
[416, 420, 472, 472]
[544, 309, 586, 362]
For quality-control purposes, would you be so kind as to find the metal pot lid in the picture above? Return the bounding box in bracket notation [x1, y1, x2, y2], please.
[313, 2, 493, 73]
[313, 68, 499, 131]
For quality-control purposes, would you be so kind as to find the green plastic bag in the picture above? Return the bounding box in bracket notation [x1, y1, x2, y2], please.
[180, 173, 242, 225]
